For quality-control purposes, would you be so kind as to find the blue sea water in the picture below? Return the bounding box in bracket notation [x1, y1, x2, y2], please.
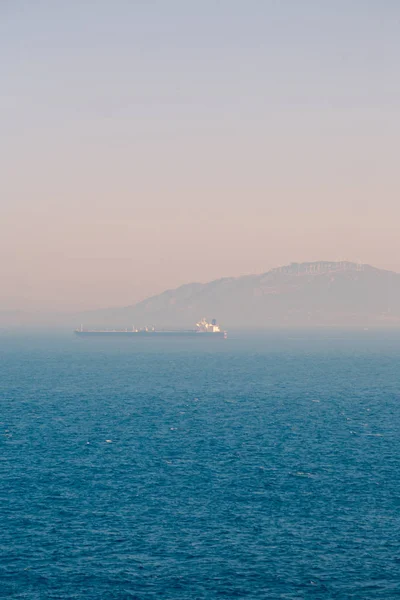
[2, 330, 400, 599]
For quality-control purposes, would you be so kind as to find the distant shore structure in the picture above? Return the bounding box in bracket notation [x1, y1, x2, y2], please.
[74, 318, 227, 339]
[273, 261, 366, 276]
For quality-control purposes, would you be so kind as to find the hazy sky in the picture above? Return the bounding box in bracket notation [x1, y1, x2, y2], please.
[2, 1, 400, 311]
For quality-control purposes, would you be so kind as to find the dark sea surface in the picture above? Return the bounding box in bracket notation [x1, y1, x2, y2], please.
[2, 329, 400, 599]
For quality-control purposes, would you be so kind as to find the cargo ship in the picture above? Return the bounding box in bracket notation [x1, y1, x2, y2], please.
[74, 318, 227, 339]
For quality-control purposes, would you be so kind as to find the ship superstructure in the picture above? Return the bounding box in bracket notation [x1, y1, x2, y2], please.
[195, 318, 222, 333]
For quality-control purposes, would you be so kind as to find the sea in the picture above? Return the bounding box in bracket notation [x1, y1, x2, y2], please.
[2, 329, 400, 599]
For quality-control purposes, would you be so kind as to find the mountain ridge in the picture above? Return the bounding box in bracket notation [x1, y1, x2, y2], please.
[2, 261, 399, 328]
[77, 261, 400, 328]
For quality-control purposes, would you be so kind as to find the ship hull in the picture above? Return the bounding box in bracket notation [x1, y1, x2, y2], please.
[75, 330, 226, 338]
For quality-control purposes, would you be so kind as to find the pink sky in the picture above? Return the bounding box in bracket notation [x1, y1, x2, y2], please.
[2, 1, 399, 311]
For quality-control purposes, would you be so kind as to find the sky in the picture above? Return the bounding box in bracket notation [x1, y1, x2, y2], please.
[1, 0, 400, 311]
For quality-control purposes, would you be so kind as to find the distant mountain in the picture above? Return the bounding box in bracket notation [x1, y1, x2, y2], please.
[79, 261, 400, 328]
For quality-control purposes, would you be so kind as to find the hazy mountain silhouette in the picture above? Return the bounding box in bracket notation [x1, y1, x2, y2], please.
[78, 262, 400, 328]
